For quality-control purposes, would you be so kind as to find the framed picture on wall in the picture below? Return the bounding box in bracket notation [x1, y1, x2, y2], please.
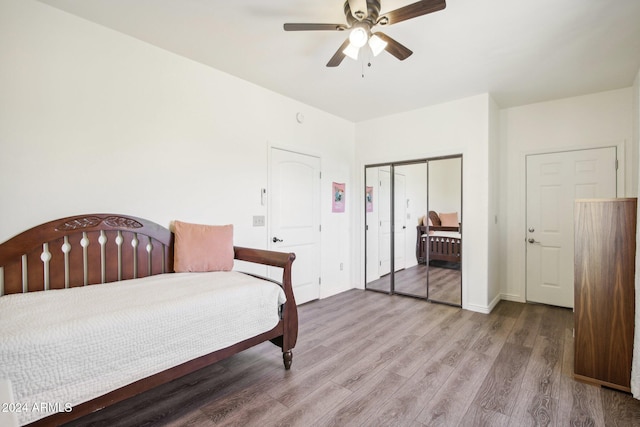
[366, 186, 373, 212]
[332, 182, 345, 213]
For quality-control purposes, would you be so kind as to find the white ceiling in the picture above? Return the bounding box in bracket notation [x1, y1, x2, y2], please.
[37, 0, 640, 122]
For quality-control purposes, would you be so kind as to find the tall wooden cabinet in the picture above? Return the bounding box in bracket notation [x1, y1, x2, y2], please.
[574, 198, 636, 392]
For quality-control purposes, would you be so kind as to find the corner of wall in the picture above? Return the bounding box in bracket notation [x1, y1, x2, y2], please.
[633, 69, 640, 197]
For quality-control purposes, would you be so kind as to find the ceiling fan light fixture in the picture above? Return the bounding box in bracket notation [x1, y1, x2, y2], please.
[348, 26, 368, 48]
[369, 34, 387, 56]
[343, 43, 360, 60]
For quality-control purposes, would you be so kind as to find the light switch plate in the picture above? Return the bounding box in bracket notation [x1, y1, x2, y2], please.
[253, 215, 265, 227]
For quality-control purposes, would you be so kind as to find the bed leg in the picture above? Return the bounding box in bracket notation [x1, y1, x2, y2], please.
[283, 350, 293, 370]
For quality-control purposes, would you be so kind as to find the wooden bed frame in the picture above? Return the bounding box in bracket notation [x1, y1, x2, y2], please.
[0, 213, 298, 427]
[415, 225, 461, 264]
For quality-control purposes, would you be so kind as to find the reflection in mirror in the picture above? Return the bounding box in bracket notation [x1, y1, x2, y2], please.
[426, 157, 462, 306]
[365, 166, 391, 294]
[393, 162, 428, 298]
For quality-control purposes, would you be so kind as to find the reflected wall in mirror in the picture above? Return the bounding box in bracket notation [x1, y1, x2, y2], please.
[365, 166, 391, 294]
[425, 157, 462, 306]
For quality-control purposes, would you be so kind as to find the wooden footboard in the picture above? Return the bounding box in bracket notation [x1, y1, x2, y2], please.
[428, 234, 461, 263]
[234, 246, 298, 357]
[0, 214, 298, 427]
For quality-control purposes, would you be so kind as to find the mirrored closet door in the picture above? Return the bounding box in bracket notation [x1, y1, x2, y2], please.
[393, 162, 428, 298]
[425, 157, 462, 306]
[365, 165, 391, 294]
[364, 156, 462, 307]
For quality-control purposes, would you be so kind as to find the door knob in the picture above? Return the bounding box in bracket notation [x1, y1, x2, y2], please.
[528, 238, 537, 244]
[272, 237, 283, 243]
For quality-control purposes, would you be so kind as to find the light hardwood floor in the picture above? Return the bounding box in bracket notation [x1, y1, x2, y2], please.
[65, 290, 640, 427]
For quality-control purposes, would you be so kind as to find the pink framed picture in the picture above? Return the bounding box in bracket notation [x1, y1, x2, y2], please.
[332, 182, 345, 213]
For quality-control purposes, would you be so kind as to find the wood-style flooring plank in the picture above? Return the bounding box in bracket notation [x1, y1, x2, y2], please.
[265, 338, 374, 407]
[263, 381, 352, 427]
[430, 311, 492, 368]
[459, 403, 512, 427]
[509, 386, 558, 427]
[472, 342, 532, 416]
[415, 349, 494, 426]
[506, 303, 543, 348]
[557, 376, 605, 427]
[366, 359, 454, 426]
[600, 386, 640, 427]
[201, 389, 287, 427]
[331, 334, 419, 392]
[469, 313, 519, 359]
[316, 369, 405, 427]
[385, 307, 474, 378]
[164, 409, 217, 427]
[520, 334, 563, 400]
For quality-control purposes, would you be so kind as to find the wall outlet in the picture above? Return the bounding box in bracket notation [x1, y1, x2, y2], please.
[253, 215, 265, 227]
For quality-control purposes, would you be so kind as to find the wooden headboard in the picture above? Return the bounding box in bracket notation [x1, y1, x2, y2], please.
[0, 214, 174, 296]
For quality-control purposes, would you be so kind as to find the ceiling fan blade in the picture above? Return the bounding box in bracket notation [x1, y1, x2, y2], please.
[375, 32, 413, 60]
[284, 23, 347, 31]
[378, 0, 446, 26]
[327, 38, 351, 67]
[348, 0, 368, 20]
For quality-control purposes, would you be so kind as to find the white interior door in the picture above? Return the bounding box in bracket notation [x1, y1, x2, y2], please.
[526, 147, 616, 308]
[378, 169, 406, 275]
[269, 148, 321, 305]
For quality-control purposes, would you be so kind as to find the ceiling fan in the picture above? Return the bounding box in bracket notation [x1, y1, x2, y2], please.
[284, 0, 446, 67]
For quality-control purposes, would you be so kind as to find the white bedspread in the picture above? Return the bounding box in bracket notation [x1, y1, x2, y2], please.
[423, 231, 461, 239]
[0, 271, 286, 426]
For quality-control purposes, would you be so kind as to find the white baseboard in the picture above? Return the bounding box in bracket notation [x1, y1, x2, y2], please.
[320, 284, 353, 300]
[500, 293, 526, 303]
[464, 293, 508, 314]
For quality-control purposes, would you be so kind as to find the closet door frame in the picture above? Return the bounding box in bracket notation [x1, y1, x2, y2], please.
[364, 154, 463, 304]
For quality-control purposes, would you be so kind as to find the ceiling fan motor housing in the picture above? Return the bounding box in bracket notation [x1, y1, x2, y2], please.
[344, 0, 381, 28]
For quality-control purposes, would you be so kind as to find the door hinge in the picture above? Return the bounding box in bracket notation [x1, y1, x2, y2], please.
[319, 277, 321, 285]
[319, 171, 322, 179]
[319, 224, 322, 232]
[616, 159, 619, 170]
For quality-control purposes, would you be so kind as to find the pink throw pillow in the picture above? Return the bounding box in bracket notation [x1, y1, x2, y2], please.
[439, 212, 459, 227]
[173, 220, 234, 272]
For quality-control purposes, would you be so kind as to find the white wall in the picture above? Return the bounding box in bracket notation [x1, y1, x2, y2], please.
[401, 163, 428, 269]
[488, 96, 501, 307]
[0, 0, 356, 298]
[356, 94, 493, 312]
[428, 158, 461, 216]
[498, 88, 635, 302]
